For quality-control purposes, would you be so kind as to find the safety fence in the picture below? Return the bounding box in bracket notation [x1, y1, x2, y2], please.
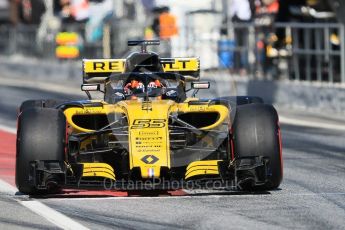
[0, 21, 344, 83]
[0, 21, 144, 59]
[186, 22, 345, 83]
[280, 22, 345, 83]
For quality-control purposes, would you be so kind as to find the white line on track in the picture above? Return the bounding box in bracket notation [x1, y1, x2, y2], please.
[0, 179, 90, 230]
[279, 115, 345, 131]
[0, 124, 16, 134]
[0, 124, 89, 229]
[19, 200, 90, 230]
[0, 179, 17, 194]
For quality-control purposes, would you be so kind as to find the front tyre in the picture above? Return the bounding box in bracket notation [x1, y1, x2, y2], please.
[19, 99, 65, 113]
[16, 108, 66, 194]
[232, 104, 283, 190]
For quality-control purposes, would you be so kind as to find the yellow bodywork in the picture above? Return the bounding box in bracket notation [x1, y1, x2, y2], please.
[64, 99, 229, 180]
[81, 163, 115, 181]
[185, 160, 221, 180]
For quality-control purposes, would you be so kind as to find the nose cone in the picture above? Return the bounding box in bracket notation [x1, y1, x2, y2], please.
[120, 100, 174, 178]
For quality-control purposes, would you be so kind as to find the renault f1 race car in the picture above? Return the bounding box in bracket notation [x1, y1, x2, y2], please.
[16, 40, 283, 194]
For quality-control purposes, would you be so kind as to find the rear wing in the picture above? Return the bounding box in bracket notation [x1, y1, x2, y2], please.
[82, 57, 200, 83]
[83, 59, 126, 83]
[160, 57, 199, 80]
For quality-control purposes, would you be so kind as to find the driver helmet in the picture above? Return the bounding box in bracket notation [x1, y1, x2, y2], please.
[147, 79, 164, 98]
[147, 80, 162, 89]
[124, 80, 145, 95]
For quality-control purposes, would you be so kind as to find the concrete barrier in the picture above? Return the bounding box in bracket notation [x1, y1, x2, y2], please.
[234, 78, 345, 114]
[0, 56, 81, 86]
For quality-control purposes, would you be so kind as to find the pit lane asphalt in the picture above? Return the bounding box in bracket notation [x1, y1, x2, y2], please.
[0, 83, 344, 229]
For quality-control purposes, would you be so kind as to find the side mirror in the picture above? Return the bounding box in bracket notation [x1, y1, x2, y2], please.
[191, 81, 210, 89]
[81, 84, 100, 91]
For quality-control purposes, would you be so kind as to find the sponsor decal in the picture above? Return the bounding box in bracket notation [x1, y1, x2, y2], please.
[83, 59, 126, 73]
[148, 168, 154, 177]
[142, 101, 152, 111]
[131, 119, 166, 129]
[141, 155, 159, 164]
[161, 58, 199, 71]
[75, 108, 103, 114]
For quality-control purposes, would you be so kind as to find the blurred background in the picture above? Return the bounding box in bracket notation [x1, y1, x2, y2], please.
[1, 0, 345, 82]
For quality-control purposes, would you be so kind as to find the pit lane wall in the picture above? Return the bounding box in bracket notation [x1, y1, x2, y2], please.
[234, 78, 345, 114]
[0, 57, 81, 86]
[1, 57, 344, 114]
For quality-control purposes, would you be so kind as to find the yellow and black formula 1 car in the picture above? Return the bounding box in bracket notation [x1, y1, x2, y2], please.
[16, 40, 283, 194]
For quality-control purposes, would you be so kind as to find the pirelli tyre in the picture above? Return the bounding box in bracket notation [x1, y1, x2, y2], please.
[19, 99, 65, 113]
[232, 103, 283, 190]
[16, 108, 66, 194]
[212, 96, 264, 125]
